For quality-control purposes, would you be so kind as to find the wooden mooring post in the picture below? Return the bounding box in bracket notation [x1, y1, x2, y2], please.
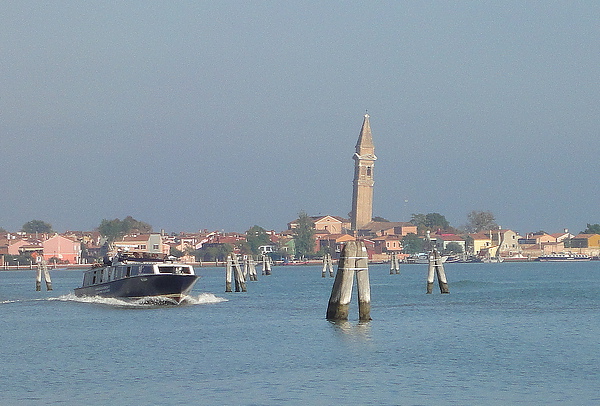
[321, 253, 334, 277]
[261, 255, 272, 275]
[326, 240, 371, 321]
[427, 249, 449, 294]
[389, 252, 400, 274]
[226, 254, 246, 292]
[246, 256, 258, 281]
[36, 257, 52, 291]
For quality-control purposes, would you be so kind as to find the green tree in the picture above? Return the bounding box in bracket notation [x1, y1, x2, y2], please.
[582, 223, 600, 234]
[194, 243, 233, 262]
[97, 216, 152, 242]
[464, 210, 498, 233]
[293, 210, 315, 259]
[401, 233, 424, 255]
[21, 220, 53, 234]
[444, 242, 464, 255]
[170, 246, 184, 258]
[410, 213, 451, 234]
[372, 216, 390, 222]
[245, 225, 270, 254]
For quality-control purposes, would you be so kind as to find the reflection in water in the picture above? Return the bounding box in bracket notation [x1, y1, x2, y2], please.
[329, 319, 372, 341]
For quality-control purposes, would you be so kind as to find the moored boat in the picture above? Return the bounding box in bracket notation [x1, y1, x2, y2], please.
[536, 252, 591, 262]
[74, 253, 199, 303]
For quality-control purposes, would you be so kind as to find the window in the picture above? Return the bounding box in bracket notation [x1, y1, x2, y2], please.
[153, 244, 159, 250]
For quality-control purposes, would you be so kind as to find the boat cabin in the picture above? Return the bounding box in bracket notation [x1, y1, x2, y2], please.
[81, 262, 195, 287]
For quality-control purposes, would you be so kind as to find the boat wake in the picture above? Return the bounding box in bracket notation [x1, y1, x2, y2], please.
[50, 292, 227, 308]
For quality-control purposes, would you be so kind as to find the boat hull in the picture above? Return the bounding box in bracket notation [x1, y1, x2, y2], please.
[74, 274, 199, 303]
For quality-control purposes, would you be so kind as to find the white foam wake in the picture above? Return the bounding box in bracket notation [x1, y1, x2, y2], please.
[50, 292, 227, 307]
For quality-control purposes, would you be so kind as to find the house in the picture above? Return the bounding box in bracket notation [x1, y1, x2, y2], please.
[316, 234, 355, 257]
[487, 229, 521, 255]
[113, 233, 169, 255]
[42, 234, 81, 264]
[356, 221, 417, 237]
[568, 234, 600, 250]
[371, 235, 403, 254]
[288, 215, 351, 234]
[435, 234, 466, 253]
[466, 233, 492, 256]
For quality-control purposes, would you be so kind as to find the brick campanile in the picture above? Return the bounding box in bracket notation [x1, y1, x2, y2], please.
[351, 113, 377, 231]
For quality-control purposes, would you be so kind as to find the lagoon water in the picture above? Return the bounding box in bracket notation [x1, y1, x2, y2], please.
[1, 262, 599, 405]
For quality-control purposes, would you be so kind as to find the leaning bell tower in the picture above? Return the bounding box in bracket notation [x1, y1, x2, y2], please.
[351, 113, 377, 231]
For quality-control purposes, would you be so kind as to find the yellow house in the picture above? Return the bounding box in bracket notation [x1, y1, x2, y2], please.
[467, 233, 492, 255]
[571, 234, 600, 249]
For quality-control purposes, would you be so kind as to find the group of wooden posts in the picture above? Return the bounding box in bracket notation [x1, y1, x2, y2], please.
[225, 254, 272, 292]
[325, 236, 449, 322]
[222, 238, 449, 321]
[35, 257, 52, 291]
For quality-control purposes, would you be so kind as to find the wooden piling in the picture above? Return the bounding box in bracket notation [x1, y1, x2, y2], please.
[434, 250, 449, 293]
[390, 253, 400, 274]
[321, 253, 334, 277]
[225, 254, 233, 292]
[233, 254, 246, 292]
[427, 249, 449, 294]
[326, 240, 371, 321]
[35, 258, 52, 291]
[248, 256, 258, 281]
[262, 255, 272, 275]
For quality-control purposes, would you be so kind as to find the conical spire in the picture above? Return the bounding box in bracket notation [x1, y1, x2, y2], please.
[355, 113, 374, 156]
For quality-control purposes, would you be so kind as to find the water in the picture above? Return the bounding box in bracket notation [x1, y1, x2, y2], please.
[1, 262, 599, 405]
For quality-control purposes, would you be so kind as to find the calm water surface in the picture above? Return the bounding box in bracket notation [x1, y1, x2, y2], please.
[1, 262, 599, 405]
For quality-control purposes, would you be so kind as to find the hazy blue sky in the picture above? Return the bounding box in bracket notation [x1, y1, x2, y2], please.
[1, 1, 599, 234]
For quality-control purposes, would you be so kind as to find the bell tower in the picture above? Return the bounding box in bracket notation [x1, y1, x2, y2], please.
[351, 113, 377, 231]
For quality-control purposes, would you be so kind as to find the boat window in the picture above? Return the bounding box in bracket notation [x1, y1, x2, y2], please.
[141, 265, 154, 274]
[157, 266, 193, 274]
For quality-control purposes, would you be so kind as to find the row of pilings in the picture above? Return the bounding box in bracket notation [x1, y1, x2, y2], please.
[225, 254, 273, 292]
[222, 240, 449, 323]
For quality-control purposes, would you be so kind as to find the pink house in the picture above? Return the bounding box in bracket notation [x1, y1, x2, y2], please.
[42, 234, 81, 264]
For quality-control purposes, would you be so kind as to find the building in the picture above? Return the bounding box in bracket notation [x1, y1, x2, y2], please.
[350, 113, 377, 231]
[113, 233, 169, 256]
[287, 215, 350, 234]
[42, 234, 81, 264]
[356, 221, 417, 237]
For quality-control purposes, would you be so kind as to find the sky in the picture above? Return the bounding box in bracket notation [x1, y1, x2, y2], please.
[1, 1, 599, 235]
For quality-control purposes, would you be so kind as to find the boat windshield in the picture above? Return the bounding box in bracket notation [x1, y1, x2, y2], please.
[157, 266, 193, 274]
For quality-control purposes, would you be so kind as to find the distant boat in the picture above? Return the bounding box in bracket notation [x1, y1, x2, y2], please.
[536, 253, 591, 262]
[406, 253, 448, 264]
[74, 253, 199, 303]
[502, 253, 532, 262]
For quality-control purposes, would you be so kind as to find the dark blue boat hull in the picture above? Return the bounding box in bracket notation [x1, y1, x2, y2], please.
[74, 274, 199, 302]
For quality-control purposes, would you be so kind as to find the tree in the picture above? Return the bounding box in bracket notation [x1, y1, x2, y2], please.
[464, 210, 498, 233]
[97, 216, 152, 242]
[194, 243, 233, 262]
[245, 225, 270, 254]
[21, 220, 53, 234]
[372, 216, 390, 222]
[293, 210, 315, 259]
[401, 233, 424, 255]
[582, 223, 600, 234]
[444, 242, 464, 255]
[170, 246, 184, 258]
[410, 213, 451, 234]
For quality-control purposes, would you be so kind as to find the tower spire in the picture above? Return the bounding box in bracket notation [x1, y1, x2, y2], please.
[351, 113, 377, 231]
